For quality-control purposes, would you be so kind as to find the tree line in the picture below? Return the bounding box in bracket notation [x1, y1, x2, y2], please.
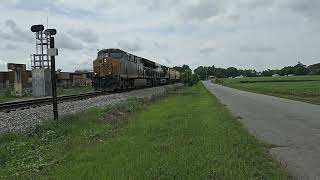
[192, 62, 320, 80]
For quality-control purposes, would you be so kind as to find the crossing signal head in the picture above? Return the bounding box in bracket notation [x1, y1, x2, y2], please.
[31, 25, 44, 32]
[44, 29, 57, 36]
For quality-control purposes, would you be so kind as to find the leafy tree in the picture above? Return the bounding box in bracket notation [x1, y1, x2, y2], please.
[280, 66, 295, 76]
[238, 69, 257, 77]
[190, 74, 200, 85]
[182, 65, 191, 72]
[207, 65, 215, 76]
[194, 66, 208, 80]
[261, 69, 280, 76]
[182, 70, 199, 86]
[294, 62, 310, 75]
[173, 64, 191, 73]
[212, 68, 227, 78]
[308, 63, 320, 75]
[226, 67, 239, 78]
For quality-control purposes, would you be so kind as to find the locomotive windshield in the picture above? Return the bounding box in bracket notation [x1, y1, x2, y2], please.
[98, 49, 124, 59]
[97, 50, 108, 57]
[110, 52, 123, 59]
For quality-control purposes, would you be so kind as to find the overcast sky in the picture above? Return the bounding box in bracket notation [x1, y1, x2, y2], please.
[0, 0, 319, 72]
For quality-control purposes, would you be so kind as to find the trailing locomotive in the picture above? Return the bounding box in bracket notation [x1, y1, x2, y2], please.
[93, 49, 180, 91]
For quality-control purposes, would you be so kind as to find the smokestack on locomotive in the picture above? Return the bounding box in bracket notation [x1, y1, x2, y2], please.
[93, 48, 180, 91]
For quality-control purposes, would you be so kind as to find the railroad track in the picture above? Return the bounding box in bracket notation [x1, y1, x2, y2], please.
[0, 91, 110, 113]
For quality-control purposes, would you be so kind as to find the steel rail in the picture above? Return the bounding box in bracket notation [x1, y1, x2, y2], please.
[0, 91, 110, 113]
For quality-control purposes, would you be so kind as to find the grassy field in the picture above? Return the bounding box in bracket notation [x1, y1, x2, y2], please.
[220, 75, 320, 104]
[0, 84, 287, 179]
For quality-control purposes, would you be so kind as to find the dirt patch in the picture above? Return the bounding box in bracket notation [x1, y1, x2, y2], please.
[103, 98, 144, 128]
[104, 107, 130, 128]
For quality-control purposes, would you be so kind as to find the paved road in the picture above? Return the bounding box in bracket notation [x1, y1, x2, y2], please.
[203, 81, 320, 179]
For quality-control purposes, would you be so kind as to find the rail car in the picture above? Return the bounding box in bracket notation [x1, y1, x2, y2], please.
[93, 48, 180, 91]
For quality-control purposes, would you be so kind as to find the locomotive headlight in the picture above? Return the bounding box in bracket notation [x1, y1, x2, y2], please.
[103, 58, 107, 63]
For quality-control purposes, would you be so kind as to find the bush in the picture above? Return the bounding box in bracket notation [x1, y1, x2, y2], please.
[215, 79, 224, 84]
[182, 70, 199, 86]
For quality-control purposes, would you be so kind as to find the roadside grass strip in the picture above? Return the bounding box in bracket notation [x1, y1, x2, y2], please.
[0, 83, 287, 179]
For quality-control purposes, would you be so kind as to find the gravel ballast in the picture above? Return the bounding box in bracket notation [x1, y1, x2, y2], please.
[0, 84, 183, 133]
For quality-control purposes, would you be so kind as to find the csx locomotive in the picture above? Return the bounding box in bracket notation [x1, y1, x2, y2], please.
[93, 49, 180, 91]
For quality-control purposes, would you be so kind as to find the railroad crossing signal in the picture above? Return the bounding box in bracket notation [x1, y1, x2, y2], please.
[31, 24, 59, 120]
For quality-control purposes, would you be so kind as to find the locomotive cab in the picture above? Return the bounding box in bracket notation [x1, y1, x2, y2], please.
[93, 49, 122, 91]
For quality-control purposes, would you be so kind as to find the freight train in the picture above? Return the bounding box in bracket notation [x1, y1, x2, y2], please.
[93, 49, 180, 91]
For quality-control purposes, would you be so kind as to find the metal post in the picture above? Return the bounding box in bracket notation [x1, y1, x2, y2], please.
[50, 36, 58, 120]
[40, 32, 44, 68]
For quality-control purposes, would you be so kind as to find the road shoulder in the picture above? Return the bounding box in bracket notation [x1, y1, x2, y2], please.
[202, 81, 320, 179]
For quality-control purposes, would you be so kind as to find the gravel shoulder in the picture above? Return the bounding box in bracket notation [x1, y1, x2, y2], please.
[202, 81, 320, 180]
[0, 84, 183, 133]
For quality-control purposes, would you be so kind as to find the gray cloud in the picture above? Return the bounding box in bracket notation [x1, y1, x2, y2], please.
[118, 40, 143, 52]
[163, 58, 172, 64]
[245, 0, 275, 9]
[141, 0, 182, 11]
[68, 28, 98, 43]
[56, 33, 84, 50]
[285, 0, 320, 19]
[0, 19, 33, 43]
[12, 0, 96, 18]
[154, 42, 168, 49]
[181, 0, 225, 21]
[158, 57, 172, 66]
[4, 43, 20, 50]
[200, 47, 216, 54]
[240, 45, 276, 53]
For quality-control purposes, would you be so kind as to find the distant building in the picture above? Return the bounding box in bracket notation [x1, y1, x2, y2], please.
[0, 70, 31, 87]
[57, 72, 72, 88]
[235, 75, 244, 78]
[71, 72, 92, 87]
[56, 71, 93, 88]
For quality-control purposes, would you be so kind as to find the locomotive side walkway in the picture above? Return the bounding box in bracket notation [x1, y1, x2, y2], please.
[203, 81, 320, 179]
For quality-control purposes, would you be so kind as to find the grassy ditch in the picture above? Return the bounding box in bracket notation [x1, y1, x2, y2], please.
[218, 75, 320, 104]
[0, 84, 287, 179]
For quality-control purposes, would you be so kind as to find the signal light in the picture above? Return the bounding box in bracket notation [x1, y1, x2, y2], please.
[44, 29, 57, 36]
[31, 25, 44, 32]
